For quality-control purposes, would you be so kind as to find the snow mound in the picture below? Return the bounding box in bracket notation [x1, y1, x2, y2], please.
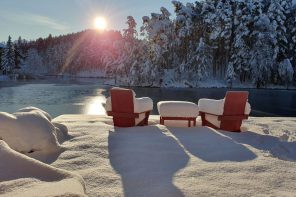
[0, 140, 86, 197]
[0, 107, 68, 156]
[17, 106, 52, 121]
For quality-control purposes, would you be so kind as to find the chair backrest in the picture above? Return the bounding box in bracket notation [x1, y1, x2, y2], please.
[110, 88, 134, 113]
[223, 91, 249, 116]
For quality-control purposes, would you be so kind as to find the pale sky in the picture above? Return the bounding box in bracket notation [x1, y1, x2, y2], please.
[0, 0, 194, 42]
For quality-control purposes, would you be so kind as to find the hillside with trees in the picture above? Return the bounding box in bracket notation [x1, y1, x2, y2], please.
[1, 0, 295, 88]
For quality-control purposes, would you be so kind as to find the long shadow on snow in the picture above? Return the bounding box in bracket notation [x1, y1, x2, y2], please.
[169, 126, 257, 162]
[220, 130, 296, 161]
[108, 125, 189, 197]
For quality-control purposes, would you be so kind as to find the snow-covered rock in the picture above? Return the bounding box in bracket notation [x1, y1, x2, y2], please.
[0, 107, 67, 156]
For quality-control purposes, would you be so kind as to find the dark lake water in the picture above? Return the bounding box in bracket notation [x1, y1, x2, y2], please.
[0, 78, 295, 117]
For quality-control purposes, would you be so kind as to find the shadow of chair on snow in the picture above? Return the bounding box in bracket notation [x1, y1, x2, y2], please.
[108, 126, 189, 197]
[220, 130, 296, 161]
[169, 126, 257, 162]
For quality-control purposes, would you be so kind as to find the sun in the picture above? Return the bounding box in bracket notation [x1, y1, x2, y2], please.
[94, 17, 107, 31]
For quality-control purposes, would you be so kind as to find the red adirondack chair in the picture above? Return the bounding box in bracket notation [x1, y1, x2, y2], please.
[198, 91, 251, 132]
[105, 88, 153, 127]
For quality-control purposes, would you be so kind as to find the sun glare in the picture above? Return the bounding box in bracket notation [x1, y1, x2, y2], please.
[94, 17, 107, 31]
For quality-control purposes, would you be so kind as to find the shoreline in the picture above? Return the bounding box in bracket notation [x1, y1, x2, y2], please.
[1, 76, 296, 91]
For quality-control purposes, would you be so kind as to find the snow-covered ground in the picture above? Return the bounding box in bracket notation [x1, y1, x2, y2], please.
[1, 114, 295, 196]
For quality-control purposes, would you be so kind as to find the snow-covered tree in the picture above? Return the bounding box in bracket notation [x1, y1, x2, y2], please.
[140, 7, 174, 86]
[286, 5, 296, 81]
[183, 37, 212, 84]
[14, 37, 24, 71]
[267, 0, 290, 60]
[250, 14, 275, 88]
[208, 0, 235, 78]
[172, 1, 195, 71]
[278, 58, 294, 87]
[0, 44, 4, 75]
[230, 0, 251, 82]
[267, 0, 291, 83]
[2, 36, 15, 75]
[115, 16, 139, 85]
[24, 48, 45, 74]
[7, 0, 296, 88]
[123, 16, 137, 42]
[226, 62, 235, 88]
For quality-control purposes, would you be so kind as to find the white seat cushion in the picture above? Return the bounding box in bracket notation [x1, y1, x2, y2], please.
[198, 99, 251, 115]
[198, 99, 225, 115]
[157, 101, 199, 117]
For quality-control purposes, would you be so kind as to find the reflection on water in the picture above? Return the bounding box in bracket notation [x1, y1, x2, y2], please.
[85, 95, 107, 115]
[0, 79, 110, 117]
[0, 79, 296, 117]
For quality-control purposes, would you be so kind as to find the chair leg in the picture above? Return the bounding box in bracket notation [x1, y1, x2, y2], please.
[200, 112, 206, 126]
[193, 119, 196, 127]
[144, 111, 150, 125]
[188, 120, 191, 127]
[160, 117, 164, 125]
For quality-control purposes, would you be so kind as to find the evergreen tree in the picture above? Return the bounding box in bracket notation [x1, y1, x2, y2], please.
[226, 62, 235, 88]
[267, 0, 291, 83]
[230, 0, 252, 82]
[0, 44, 4, 75]
[14, 36, 24, 70]
[278, 58, 294, 88]
[287, 5, 296, 81]
[2, 36, 15, 75]
[250, 14, 275, 88]
[185, 37, 212, 83]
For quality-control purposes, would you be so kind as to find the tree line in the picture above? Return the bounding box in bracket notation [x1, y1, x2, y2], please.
[1, 0, 295, 88]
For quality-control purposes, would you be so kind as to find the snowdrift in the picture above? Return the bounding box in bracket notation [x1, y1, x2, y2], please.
[0, 107, 68, 159]
[0, 140, 86, 197]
